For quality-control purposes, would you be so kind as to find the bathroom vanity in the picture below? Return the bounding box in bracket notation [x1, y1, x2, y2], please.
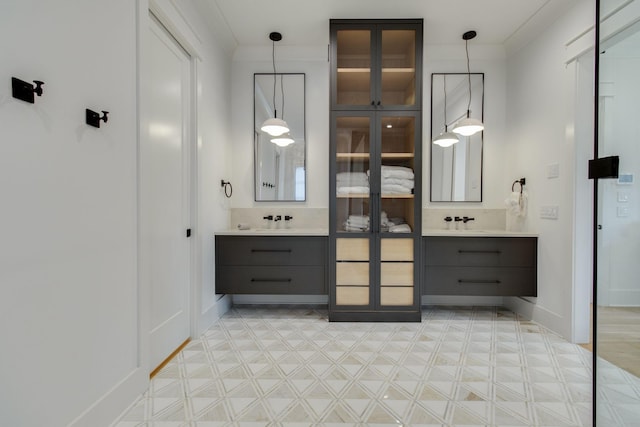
[422, 231, 537, 296]
[215, 231, 327, 295]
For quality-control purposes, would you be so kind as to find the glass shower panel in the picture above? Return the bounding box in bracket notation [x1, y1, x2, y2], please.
[595, 15, 640, 426]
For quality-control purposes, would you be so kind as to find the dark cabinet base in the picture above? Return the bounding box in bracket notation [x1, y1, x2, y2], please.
[216, 265, 325, 295]
[329, 310, 421, 322]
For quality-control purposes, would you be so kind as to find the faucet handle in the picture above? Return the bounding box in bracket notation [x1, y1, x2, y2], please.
[263, 215, 273, 221]
[444, 216, 452, 222]
[454, 216, 463, 222]
[284, 215, 293, 221]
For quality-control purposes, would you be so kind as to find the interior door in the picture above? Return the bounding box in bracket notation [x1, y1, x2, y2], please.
[142, 13, 192, 372]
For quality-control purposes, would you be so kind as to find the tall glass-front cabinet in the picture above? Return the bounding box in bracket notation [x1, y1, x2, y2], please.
[329, 19, 423, 321]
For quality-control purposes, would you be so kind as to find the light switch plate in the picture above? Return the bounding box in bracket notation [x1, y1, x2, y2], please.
[540, 205, 559, 219]
[618, 191, 630, 203]
[617, 207, 630, 217]
[546, 163, 560, 179]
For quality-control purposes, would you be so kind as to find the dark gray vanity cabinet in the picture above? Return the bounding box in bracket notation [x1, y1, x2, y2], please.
[329, 19, 423, 321]
[215, 235, 327, 295]
[423, 236, 538, 296]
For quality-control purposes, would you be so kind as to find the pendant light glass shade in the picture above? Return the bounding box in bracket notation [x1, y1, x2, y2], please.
[433, 131, 459, 147]
[452, 117, 484, 136]
[271, 133, 295, 147]
[261, 117, 289, 136]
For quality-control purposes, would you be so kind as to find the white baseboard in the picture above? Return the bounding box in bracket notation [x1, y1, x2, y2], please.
[606, 289, 640, 307]
[505, 296, 570, 341]
[198, 294, 232, 335]
[421, 295, 505, 306]
[72, 367, 148, 427]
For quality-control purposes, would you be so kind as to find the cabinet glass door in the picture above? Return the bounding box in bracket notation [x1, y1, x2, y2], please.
[377, 113, 417, 307]
[381, 29, 417, 107]
[335, 29, 372, 107]
[334, 115, 373, 307]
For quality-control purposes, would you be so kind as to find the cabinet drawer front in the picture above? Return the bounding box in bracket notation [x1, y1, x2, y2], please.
[336, 262, 369, 286]
[336, 238, 369, 261]
[216, 266, 325, 294]
[423, 266, 536, 296]
[216, 236, 326, 266]
[381, 286, 414, 306]
[381, 238, 414, 261]
[381, 262, 413, 286]
[336, 286, 369, 306]
[424, 237, 536, 267]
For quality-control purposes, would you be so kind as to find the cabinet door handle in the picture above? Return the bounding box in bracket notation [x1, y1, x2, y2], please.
[458, 250, 501, 254]
[251, 278, 292, 283]
[458, 279, 501, 284]
[250, 249, 292, 253]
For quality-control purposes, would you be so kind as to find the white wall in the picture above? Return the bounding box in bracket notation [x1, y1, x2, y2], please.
[0, 1, 234, 425]
[503, 1, 594, 340]
[0, 1, 143, 425]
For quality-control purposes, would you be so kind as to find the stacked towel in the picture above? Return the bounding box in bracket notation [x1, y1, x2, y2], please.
[337, 172, 369, 195]
[380, 212, 411, 232]
[344, 214, 370, 232]
[381, 166, 414, 194]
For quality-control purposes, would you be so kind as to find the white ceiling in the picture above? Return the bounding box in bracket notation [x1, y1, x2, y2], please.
[198, 0, 580, 50]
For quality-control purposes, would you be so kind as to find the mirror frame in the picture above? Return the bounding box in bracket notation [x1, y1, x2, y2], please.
[253, 72, 306, 202]
[430, 72, 484, 202]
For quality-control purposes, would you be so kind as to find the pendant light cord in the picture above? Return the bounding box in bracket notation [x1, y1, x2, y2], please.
[280, 73, 285, 121]
[465, 38, 472, 117]
[443, 75, 448, 131]
[272, 38, 277, 118]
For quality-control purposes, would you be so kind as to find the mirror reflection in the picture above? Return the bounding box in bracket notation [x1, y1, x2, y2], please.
[430, 73, 484, 202]
[254, 73, 305, 201]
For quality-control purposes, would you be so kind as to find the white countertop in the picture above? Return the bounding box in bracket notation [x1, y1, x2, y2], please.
[422, 229, 538, 237]
[217, 228, 537, 237]
[216, 228, 329, 236]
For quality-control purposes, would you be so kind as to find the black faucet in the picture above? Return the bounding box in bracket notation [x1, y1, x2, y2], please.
[274, 215, 282, 222]
[263, 215, 273, 221]
[463, 216, 475, 223]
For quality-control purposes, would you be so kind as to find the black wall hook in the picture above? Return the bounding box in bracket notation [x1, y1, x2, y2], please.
[12, 77, 45, 104]
[221, 180, 233, 198]
[86, 109, 109, 128]
[512, 177, 526, 193]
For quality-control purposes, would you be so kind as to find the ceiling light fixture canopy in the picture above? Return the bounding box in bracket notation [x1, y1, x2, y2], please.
[433, 74, 460, 147]
[261, 32, 290, 137]
[452, 30, 484, 137]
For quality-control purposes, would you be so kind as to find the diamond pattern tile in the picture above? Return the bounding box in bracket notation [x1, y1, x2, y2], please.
[111, 305, 640, 426]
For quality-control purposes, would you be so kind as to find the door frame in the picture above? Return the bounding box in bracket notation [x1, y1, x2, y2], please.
[138, 0, 202, 374]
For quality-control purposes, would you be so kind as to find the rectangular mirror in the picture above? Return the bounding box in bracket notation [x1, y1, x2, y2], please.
[430, 73, 483, 202]
[254, 73, 306, 201]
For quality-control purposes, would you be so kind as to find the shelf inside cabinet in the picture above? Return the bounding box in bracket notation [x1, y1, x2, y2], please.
[381, 152, 414, 160]
[336, 153, 370, 160]
[337, 193, 370, 199]
[381, 194, 414, 199]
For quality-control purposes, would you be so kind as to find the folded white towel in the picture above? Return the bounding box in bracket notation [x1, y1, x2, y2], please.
[381, 184, 413, 194]
[389, 224, 412, 233]
[381, 177, 414, 188]
[381, 165, 414, 179]
[337, 186, 370, 195]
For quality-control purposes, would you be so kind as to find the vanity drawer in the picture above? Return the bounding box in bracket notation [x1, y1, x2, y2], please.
[424, 237, 536, 267]
[423, 266, 537, 296]
[216, 266, 326, 294]
[216, 236, 326, 266]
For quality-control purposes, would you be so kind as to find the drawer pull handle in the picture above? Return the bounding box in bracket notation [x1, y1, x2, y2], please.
[458, 250, 501, 254]
[250, 249, 292, 253]
[458, 279, 501, 284]
[251, 278, 292, 283]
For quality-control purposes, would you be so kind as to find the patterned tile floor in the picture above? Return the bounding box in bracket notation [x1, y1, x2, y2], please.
[114, 306, 600, 426]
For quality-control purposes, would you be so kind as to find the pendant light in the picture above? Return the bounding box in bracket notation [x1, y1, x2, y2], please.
[271, 133, 295, 147]
[433, 74, 459, 147]
[261, 32, 290, 137]
[452, 30, 484, 137]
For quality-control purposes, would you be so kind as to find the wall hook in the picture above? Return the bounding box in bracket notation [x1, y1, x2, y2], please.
[86, 109, 109, 128]
[221, 180, 233, 198]
[12, 77, 45, 104]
